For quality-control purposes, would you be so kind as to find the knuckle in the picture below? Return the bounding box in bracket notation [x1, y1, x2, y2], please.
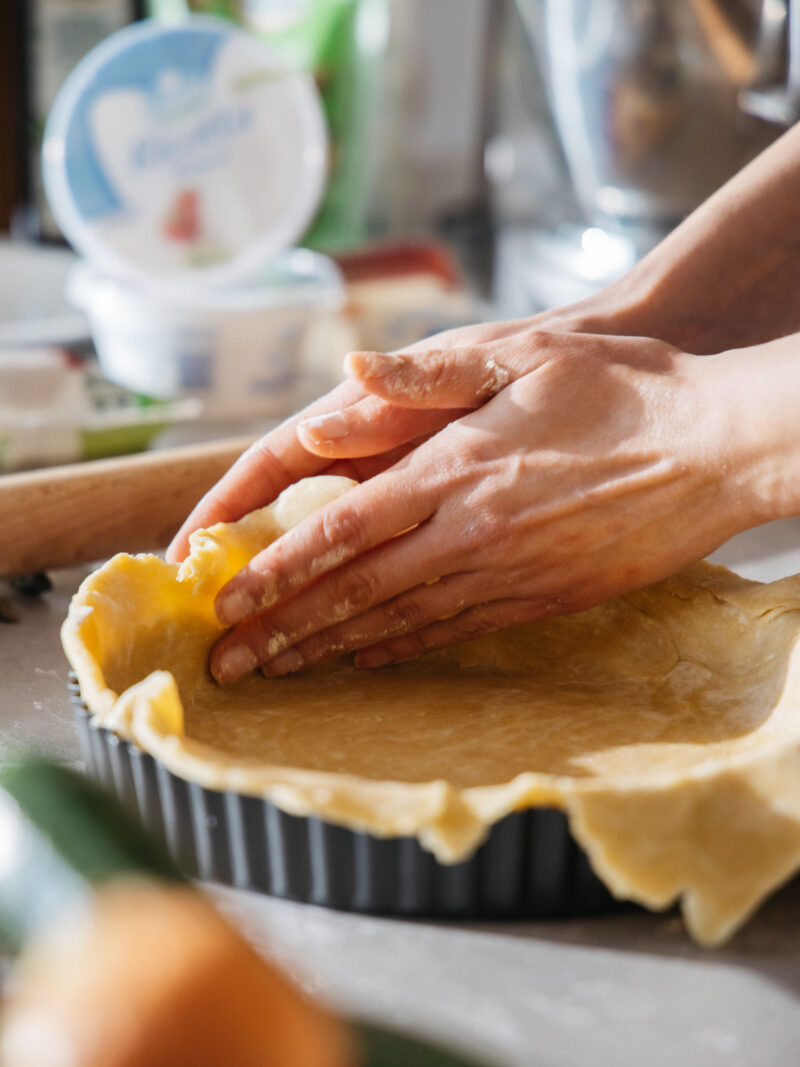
[424, 351, 451, 389]
[398, 629, 436, 658]
[252, 626, 290, 663]
[319, 504, 367, 554]
[239, 438, 291, 486]
[522, 328, 559, 356]
[293, 631, 335, 665]
[385, 595, 428, 635]
[455, 606, 493, 642]
[335, 566, 382, 614]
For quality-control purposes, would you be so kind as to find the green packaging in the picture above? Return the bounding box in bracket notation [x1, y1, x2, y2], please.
[146, 0, 387, 251]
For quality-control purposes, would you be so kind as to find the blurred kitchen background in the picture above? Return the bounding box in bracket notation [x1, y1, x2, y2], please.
[0, 0, 796, 471]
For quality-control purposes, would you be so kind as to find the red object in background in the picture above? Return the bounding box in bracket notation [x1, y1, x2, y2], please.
[163, 189, 201, 243]
[332, 242, 463, 288]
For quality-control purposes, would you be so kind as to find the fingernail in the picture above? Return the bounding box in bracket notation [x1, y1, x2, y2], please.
[213, 644, 259, 684]
[262, 647, 304, 677]
[216, 575, 277, 625]
[349, 351, 404, 378]
[355, 647, 393, 669]
[216, 587, 259, 626]
[299, 411, 349, 443]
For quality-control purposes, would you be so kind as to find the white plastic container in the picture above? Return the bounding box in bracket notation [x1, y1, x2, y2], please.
[68, 249, 344, 418]
[42, 16, 339, 419]
[0, 241, 89, 349]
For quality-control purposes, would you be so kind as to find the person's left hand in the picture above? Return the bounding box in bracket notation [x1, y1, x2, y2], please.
[208, 332, 756, 685]
[167, 310, 608, 562]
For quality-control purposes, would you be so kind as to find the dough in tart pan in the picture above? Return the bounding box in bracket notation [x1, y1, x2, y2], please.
[62, 476, 800, 945]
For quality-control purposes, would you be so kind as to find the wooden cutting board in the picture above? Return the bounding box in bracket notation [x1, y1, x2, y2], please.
[0, 438, 253, 578]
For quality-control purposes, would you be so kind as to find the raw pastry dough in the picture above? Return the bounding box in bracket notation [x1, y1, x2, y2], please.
[62, 476, 800, 945]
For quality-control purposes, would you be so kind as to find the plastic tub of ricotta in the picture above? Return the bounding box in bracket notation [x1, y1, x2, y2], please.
[42, 16, 338, 417]
[68, 248, 344, 417]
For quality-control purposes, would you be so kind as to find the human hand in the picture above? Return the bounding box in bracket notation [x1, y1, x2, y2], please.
[166, 308, 600, 562]
[208, 332, 763, 684]
[171, 115, 800, 565]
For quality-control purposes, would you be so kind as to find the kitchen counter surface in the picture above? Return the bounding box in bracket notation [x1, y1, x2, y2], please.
[2, 519, 800, 1067]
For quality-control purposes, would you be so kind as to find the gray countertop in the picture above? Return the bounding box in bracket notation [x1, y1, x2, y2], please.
[2, 520, 800, 1067]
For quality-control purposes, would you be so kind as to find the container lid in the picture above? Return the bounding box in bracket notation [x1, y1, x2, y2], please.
[42, 16, 328, 294]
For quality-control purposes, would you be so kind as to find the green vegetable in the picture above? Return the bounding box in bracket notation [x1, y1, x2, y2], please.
[359, 1023, 490, 1067]
[0, 760, 182, 954]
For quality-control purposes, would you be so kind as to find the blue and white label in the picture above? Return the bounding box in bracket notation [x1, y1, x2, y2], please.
[43, 17, 327, 290]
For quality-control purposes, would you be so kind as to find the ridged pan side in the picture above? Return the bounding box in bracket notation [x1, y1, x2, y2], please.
[69, 680, 623, 919]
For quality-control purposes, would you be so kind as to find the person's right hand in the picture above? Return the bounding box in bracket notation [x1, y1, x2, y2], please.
[206, 330, 783, 685]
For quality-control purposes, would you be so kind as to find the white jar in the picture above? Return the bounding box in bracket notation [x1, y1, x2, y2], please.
[68, 248, 344, 418]
[43, 16, 335, 420]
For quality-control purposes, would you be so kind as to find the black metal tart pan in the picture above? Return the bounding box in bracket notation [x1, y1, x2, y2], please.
[70, 677, 624, 919]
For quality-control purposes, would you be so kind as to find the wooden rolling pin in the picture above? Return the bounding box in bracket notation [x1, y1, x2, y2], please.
[0, 437, 254, 578]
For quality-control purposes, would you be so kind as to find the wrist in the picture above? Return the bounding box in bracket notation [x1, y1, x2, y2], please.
[701, 338, 800, 528]
[534, 270, 689, 348]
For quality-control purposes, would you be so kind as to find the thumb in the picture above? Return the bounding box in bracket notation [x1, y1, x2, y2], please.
[345, 348, 512, 409]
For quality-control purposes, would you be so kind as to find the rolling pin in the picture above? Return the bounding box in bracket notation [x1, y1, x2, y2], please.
[0, 437, 254, 578]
